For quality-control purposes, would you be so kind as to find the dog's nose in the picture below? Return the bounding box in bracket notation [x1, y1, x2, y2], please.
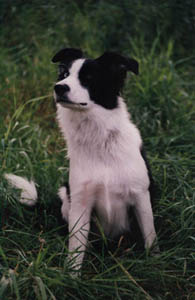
[54, 84, 70, 96]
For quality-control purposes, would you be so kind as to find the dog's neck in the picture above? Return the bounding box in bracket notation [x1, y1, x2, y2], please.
[56, 96, 141, 162]
[57, 96, 125, 135]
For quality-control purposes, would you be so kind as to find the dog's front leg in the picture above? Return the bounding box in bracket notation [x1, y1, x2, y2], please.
[68, 187, 93, 276]
[133, 190, 159, 253]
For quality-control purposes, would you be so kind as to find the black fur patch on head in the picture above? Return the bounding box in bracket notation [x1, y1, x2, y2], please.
[79, 59, 118, 109]
[78, 52, 139, 110]
[96, 52, 139, 75]
[52, 48, 83, 64]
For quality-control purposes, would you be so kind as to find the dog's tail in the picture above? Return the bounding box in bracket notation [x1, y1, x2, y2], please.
[5, 174, 38, 206]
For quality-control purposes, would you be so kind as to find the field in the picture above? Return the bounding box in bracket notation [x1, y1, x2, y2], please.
[0, 1, 194, 299]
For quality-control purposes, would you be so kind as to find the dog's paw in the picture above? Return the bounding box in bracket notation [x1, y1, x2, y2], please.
[68, 255, 82, 278]
[69, 269, 81, 279]
[150, 245, 160, 257]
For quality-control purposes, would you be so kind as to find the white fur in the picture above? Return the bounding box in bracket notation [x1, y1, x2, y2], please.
[5, 173, 37, 206]
[56, 59, 158, 273]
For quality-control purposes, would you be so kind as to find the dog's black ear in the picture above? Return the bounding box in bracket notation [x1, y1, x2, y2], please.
[52, 48, 83, 63]
[96, 52, 139, 75]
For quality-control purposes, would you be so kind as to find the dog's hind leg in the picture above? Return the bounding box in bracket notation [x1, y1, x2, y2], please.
[58, 183, 70, 222]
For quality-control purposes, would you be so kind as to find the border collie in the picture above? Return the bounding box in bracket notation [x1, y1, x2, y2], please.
[5, 48, 158, 275]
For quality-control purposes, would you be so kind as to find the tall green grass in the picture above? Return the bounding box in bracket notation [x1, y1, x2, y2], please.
[0, 1, 195, 299]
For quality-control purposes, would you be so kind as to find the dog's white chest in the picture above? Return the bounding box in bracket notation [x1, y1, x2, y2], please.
[57, 100, 149, 197]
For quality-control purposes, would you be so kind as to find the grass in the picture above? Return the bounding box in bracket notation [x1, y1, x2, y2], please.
[0, 1, 195, 299]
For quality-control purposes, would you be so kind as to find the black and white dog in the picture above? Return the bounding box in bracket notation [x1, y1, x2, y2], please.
[5, 48, 158, 274]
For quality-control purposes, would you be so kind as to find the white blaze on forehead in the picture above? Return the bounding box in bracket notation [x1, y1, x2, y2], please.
[69, 59, 85, 76]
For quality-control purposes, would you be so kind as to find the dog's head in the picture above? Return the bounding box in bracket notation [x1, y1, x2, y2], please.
[52, 48, 138, 110]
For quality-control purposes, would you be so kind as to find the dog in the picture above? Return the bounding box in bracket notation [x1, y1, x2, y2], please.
[5, 48, 158, 275]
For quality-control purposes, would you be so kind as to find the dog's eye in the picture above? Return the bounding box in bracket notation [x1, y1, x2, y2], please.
[63, 71, 69, 78]
[58, 65, 69, 80]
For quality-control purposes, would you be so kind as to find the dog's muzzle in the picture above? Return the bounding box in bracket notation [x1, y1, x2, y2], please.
[54, 84, 87, 107]
[54, 84, 72, 104]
